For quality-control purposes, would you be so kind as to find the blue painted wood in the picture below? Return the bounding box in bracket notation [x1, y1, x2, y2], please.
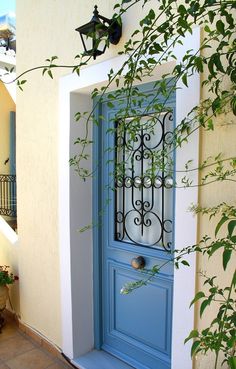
[93, 81, 176, 369]
[73, 349, 134, 369]
[93, 98, 103, 349]
[9, 111, 16, 175]
[110, 262, 172, 353]
[9, 111, 16, 215]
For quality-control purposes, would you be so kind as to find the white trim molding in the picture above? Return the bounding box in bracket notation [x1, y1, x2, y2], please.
[59, 27, 200, 368]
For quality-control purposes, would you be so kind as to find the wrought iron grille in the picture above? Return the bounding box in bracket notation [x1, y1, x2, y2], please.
[114, 112, 174, 251]
[0, 174, 17, 217]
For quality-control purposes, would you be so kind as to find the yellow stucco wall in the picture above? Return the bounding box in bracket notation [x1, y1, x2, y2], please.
[16, 0, 235, 366]
[0, 83, 15, 174]
[194, 117, 236, 369]
[16, 0, 154, 348]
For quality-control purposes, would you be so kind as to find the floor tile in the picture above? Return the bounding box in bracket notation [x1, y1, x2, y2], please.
[0, 324, 20, 341]
[0, 317, 74, 369]
[47, 363, 73, 369]
[6, 348, 54, 369]
[0, 335, 35, 361]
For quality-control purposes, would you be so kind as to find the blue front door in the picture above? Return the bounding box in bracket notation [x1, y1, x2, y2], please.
[94, 82, 175, 369]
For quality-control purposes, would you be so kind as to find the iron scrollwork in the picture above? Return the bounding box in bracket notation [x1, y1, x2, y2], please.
[114, 112, 174, 251]
[0, 174, 17, 217]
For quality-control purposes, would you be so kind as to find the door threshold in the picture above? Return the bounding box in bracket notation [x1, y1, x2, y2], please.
[72, 350, 134, 369]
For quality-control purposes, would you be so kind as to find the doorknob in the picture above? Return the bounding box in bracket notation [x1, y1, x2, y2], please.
[131, 256, 145, 270]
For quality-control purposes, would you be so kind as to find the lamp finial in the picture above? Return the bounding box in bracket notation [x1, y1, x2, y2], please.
[94, 5, 99, 16]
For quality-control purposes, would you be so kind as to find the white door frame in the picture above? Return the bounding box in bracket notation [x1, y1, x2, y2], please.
[59, 27, 200, 369]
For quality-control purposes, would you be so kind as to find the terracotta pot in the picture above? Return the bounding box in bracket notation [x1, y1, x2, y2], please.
[0, 285, 9, 310]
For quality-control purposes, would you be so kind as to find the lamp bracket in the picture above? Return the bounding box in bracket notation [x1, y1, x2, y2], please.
[94, 5, 122, 45]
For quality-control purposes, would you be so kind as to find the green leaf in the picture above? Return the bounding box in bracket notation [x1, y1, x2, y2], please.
[190, 291, 205, 307]
[152, 42, 163, 53]
[178, 5, 186, 15]
[208, 242, 223, 256]
[228, 356, 236, 369]
[215, 216, 228, 236]
[191, 340, 201, 357]
[208, 10, 215, 23]
[131, 29, 139, 37]
[231, 96, 236, 115]
[147, 58, 156, 65]
[182, 73, 188, 87]
[214, 54, 225, 73]
[216, 20, 225, 35]
[184, 329, 199, 344]
[181, 260, 190, 266]
[195, 56, 204, 73]
[178, 18, 189, 29]
[223, 249, 232, 270]
[148, 9, 155, 20]
[233, 270, 236, 287]
[200, 299, 209, 317]
[207, 118, 213, 130]
[107, 102, 114, 108]
[228, 220, 236, 237]
[204, 25, 211, 33]
[231, 235, 236, 243]
[201, 328, 210, 336]
[208, 56, 215, 76]
[188, 1, 199, 16]
[212, 97, 221, 114]
[226, 13, 234, 28]
[47, 70, 53, 79]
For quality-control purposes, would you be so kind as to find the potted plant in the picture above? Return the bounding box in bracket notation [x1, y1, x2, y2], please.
[0, 265, 18, 311]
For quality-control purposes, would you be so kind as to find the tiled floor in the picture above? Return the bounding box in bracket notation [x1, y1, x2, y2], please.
[0, 313, 74, 369]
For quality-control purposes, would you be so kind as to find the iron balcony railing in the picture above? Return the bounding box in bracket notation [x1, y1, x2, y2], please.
[0, 174, 17, 217]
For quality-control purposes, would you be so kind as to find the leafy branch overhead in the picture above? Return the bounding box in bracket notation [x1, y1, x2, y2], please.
[69, 0, 236, 181]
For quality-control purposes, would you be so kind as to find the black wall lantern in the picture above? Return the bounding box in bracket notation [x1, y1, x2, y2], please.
[75, 5, 122, 60]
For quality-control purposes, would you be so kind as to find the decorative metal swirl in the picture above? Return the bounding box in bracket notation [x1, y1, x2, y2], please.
[0, 174, 17, 217]
[115, 112, 174, 251]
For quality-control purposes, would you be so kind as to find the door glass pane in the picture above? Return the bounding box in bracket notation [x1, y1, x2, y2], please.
[115, 112, 174, 251]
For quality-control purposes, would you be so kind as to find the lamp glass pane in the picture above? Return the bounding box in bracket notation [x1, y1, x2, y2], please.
[97, 38, 106, 54]
[82, 34, 94, 53]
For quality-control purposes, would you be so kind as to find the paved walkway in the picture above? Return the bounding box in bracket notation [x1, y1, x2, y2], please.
[0, 313, 73, 369]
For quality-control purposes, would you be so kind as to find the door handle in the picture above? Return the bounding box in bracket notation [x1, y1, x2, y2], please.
[131, 256, 145, 270]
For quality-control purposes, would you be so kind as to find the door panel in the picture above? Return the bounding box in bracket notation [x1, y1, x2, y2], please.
[95, 83, 175, 369]
[110, 262, 172, 353]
